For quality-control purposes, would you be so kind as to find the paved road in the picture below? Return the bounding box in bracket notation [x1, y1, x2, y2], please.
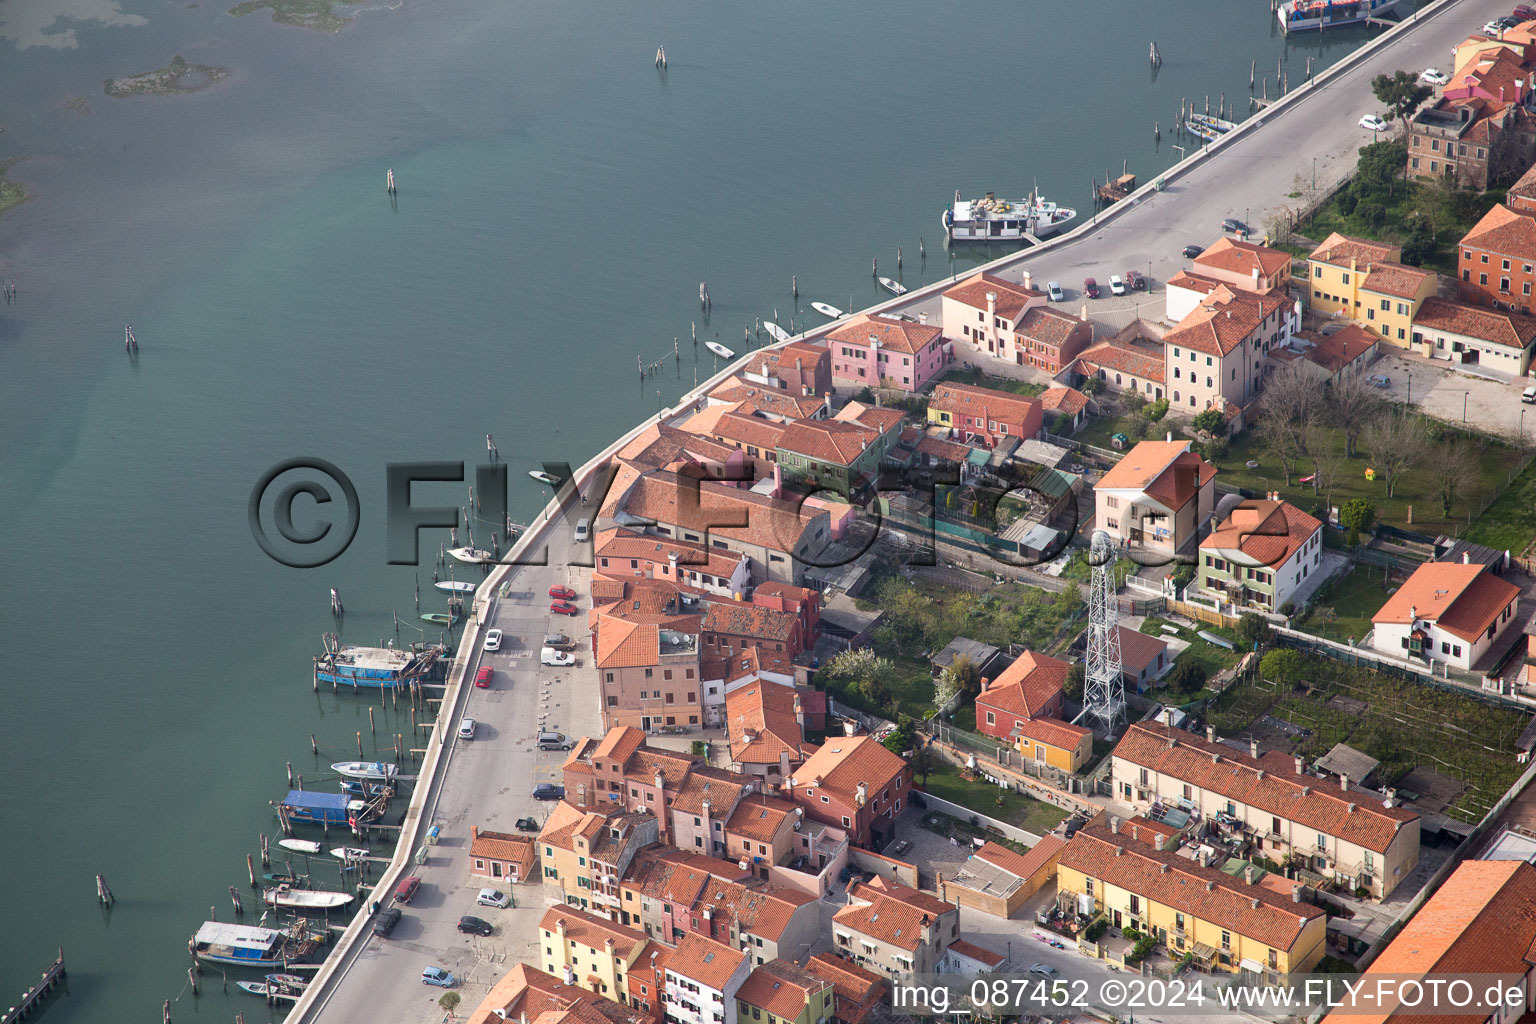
[306, 505, 601, 1022]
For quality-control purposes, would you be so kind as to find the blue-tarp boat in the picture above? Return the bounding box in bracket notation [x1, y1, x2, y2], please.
[279, 790, 351, 826]
[193, 922, 288, 967]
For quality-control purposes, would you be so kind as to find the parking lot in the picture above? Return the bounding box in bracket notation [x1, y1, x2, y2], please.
[1368, 349, 1535, 443]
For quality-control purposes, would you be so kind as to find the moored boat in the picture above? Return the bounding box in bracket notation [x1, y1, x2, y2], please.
[811, 302, 843, 318]
[236, 981, 301, 1000]
[421, 611, 459, 626]
[276, 838, 324, 855]
[266, 974, 308, 988]
[1185, 119, 1220, 141]
[193, 922, 304, 968]
[1278, 0, 1403, 31]
[705, 341, 735, 359]
[943, 189, 1079, 243]
[331, 761, 398, 781]
[762, 322, 791, 343]
[447, 546, 497, 564]
[314, 642, 439, 689]
[263, 885, 353, 910]
[330, 846, 371, 861]
[263, 871, 308, 885]
[433, 580, 476, 593]
[528, 470, 563, 486]
[877, 277, 907, 296]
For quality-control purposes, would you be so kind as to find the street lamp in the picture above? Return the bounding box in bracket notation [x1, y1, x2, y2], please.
[1463, 391, 1469, 423]
[1406, 372, 1411, 404]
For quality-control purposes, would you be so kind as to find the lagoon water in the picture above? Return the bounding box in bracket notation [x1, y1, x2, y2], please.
[0, 0, 1382, 1016]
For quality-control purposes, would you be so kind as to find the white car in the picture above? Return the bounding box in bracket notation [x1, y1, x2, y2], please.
[1109, 275, 1127, 296]
[476, 888, 510, 908]
[1484, 19, 1505, 35]
[1419, 68, 1448, 86]
[1359, 114, 1387, 132]
[1046, 281, 1065, 302]
[1028, 963, 1058, 977]
[457, 717, 477, 740]
[540, 647, 575, 667]
[483, 628, 503, 652]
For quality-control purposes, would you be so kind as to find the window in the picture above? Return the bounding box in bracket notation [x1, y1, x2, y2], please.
[1182, 783, 1193, 800]
[985, 710, 995, 725]
[1085, 878, 1094, 895]
[1481, 274, 1489, 286]
[841, 815, 850, 826]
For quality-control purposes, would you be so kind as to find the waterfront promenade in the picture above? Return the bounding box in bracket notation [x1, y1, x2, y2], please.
[294, 2, 1517, 1021]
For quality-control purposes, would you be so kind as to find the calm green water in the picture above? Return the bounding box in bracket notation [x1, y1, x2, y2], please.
[0, 0, 1381, 1016]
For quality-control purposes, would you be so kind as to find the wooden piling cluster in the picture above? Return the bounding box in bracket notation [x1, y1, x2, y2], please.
[2, 948, 65, 1024]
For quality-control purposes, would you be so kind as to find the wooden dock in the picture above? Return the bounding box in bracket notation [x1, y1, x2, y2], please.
[3, 949, 65, 1024]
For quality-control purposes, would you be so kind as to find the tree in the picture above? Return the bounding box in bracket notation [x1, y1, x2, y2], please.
[883, 720, 916, 755]
[1430, 438, 1477, 517]
[1339, 498, 1377, 547]
[1371, 70, 1433, 124]
[1064, 662, 1085, 703]
[1123, 389, 1147, 413]
[1238, 612, 1274, 647]
[1193, 408, 1226, 436]
[1354, 200, 1386, 230]
[1327, 372, 1383, 458]
[1050, 411, 1073, 436]
[1259, 363, 1324, 485]
[824, 648, 898, 708]
[1167, 661, 1208, 695]
[1081, 375, 1105, 397]
[909, 745, 941, 787]
[1145, 398, 1170, 423]
[1259, 648, 1304, 685]
[1361, 410, 1428, 498]
[440, 993, 462, 1012]
[1353, 141, 1411, 200]
[1399, 216, 1436, 266]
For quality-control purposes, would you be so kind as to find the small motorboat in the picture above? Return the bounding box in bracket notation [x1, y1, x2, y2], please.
[421, 611, 459, 626]
[811, 302, 843, 318]
[330, 846, 370, 861]
[447, 546, 497, 564]
[705, 341, 735, 359]
[331, 761, 398, 781]
[878, 277, 907, 296]
[529, 470, 563, 487]
[434, 580, 476, 593]
[237, 981, 301, 1001]
[276, 839, 324, 855]
[338, 779, 390, 797]
[263, 871, 308, 885]
[266, 974, 308, 989]
[763, 322, 791, 343]
[263, 885, 353, 910]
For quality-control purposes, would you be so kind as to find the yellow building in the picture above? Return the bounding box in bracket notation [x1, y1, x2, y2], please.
[1307, 233, 1439, 347]
[1058, 819, 1327, 980]
[538, 906, 652, 1004]
[736, 959, 836, 1024]
[539, 801, 661, 913]
[1014, 716, 1094, 773]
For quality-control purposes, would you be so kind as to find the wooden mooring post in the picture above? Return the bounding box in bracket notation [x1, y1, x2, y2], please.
[2, 948, 66, 1024]
[95, 874, 113, 906]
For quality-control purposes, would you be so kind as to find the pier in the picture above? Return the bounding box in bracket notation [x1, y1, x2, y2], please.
[2, 949, 65, 1024]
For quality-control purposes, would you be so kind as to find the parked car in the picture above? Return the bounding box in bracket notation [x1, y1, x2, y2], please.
[1221, 217, 1252, 236]
[1064, 817, 1085, 839]
[373, 906, 403, 937]
[474, 666, 493, 689]
[515, 816, 540, 832]
[1484, 18, 1506, 35]
[1181, 244, 1204, 258]
[538, 730, 571, 751]
[543, 632, 574, 649]
[573, 518, 591, 543]
[422, 966, 457, 988]
[1523, 384, 1536, 403]
[1366, 373, 1391, 389]
[1500, 13, 1523, 26]
[457, 717, 477, 740]
[548, 585, 577, 600]
[549, 600, 578, 616]
[477, 888, 511, 908]
[1046, 280, 1065, 302]
[541, 647, 575, 666]
[1359, 114, 1387, 131]
[1125, 269, 1146, 291]
[1109, 274, 1127, 296]
[483, 628, 503, 652]
[1419, 67, 1449, 85]
[457, 915, 494, 936]
[1028, 963, 1058, 978]
[393, 875, 422, 904]
[532, 783, 565, 801]
[1082, 277, 1100, 299]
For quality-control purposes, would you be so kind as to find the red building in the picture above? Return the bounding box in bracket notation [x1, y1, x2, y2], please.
[786, 736, 910, 849]
[926, 381, 1044, 448]
[974, 651, 1068, 742]
[1458, 200, 1536, 313]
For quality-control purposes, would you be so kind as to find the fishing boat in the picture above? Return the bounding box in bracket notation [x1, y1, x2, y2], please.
[277, 790, 353, 826]
[331, 761, 398, 781]
[277, 838, 324, 855]
[330, 846, 370, 861]
[266, 974, 308, 988]
[1278, 0, 1402, 31]
[193, 922, 309, 968]
[705, 341, 735, 359]
[762, 322, 791, 343]
[1185, 119, 1220, 142]
[421, 611, 459, 626]
[877, 277, 907, 296]
[528, 470, 563, 486]
[236, 981, 301, 1001]
[942, 189, 1078, 243]
[434, 579, 476, 593]
[263, 871, 308, 885]
[811, 302, 843, 318]
[313, 643, 436, 689]
[447, 546, 497, 564]
[263, 885, 354, 910]
[339, 779, 391, 797]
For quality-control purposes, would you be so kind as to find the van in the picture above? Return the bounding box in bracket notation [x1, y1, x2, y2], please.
[574, 518, 590, 543]
[541, 648, 575, 667]
[537, 730, 571, 751]
[1523, 385, 1536, 404]
[543, 632, 574, 650]
[458, 718, 477, 740]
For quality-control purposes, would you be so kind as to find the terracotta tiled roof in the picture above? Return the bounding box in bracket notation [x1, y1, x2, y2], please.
[1371, 561, 1520, 643]
[1014, 715, 1092, 751]
[1112, 722, 1418, 852]
[979, 650, 1070, 720]
[1326, 861, 1536, 1024]
[974, 836, 1065, 880]
[624, 747, 698, 790]
[803, 954, 886, 1024]
[1309, 232, 1398, 268]
[618, 471, 823, 556]
[538, 800, 593, 853]
[1164, 283, 1287, 357]
[1115, 625, 1168, 674]
[1061, 823, 1325, 951]
[915, 434, 973, 463]
[946, 939, 1007, 968]
[1096, 441, 1216, 513]
[670, 766, 750, 817]
[790, 735, 907, 804]
[1415, 296, 1536, 351]
[1361, 261, 1434, 300]
[1165, 269, 1224, 297]
[776, 419, 882, 467]
[928, 382, 1042, 429]
[1145, 451, 1217, 511]
[595, 619, 661, 670]
[1194, 236, 1293, 282]
[826, 314, 943, 355]
[1123, 816, 1181, 848]
[664, 933, 747, 992]
[724, 681, 807, 765]
[834, 877, 954, 952]
[621, 848, 714, 907]
[470, 828, 538, 867]
[595, 726, 648, 763]
[1293, 325, 1378, 373]
[464, 963, 657, 1024]
[1509, 161, 1536, 204]
[725, 795, 799, 843]
[703, 602, 796, 641]
[1461, 203, 1536, 263]
[1040, 386, 1089, 416]
[1202, 499, 1321, 568]
[1076, 339, 1166, 382]
[1015, 305, 1086, 349]
[709, 410, 790, 453]
[539, 906, 648, 960]
[1449, 45, 1528, 108]
[835, 400, 906, 435]
[699, 874, 816, 941]
[762, 340, 829, 375]
[736, 960, 830, 1020]
[594, 527, 744, 581]
[943, 271, 1044, 322]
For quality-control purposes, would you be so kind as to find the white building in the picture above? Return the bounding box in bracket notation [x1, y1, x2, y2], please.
[664, 934, 751, 1024]
[1370, 560, 1521, 671]
[1198, 497, 1323, 612]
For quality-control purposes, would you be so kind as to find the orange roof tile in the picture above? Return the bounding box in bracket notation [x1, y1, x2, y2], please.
[595, 619, 661, 670]
[1415, 296, 1536, 351]
[928, 382, 1042, 428]
[1461, 203, 1536, 263]
[1015, 305, 1087, 349]
[1292, 325, 1379, 373]
[1371, 561, 1520, 643]
[725, 795, 799, 843]
[776, 418, 882, 467]
[539, 906, 649, 961]
[1076, 339, 1166, 382]
[803, 954, 886, 1024]
[664, 933, 748, 992]
[978, 650, 1070, 720]
[974, 836, 1065, 880]
[1193, 236, 1293, 282]
[1164, 283, 1287, 357]
[736, 961, 830, 1020]
[470, 828, 539, 868]
[1361, 261, 1434, 300]
[1014, 715, 1092, 751]
[1202, 499, 1321, 568]
[1309, 232, 1398, 268]
[790, 735, 907, 804]
[724, 682, 808, 766]
[826, 314, 943, 355]
[946, 939, 1008, 968]
[834, 877, 955, 952]
[1040, 385, 1089, 416]
[618, 471, 823, 556]
[943, 271, 1044, 322]
[669, 765, 750, 817]
[1115, 625, 1169, 674]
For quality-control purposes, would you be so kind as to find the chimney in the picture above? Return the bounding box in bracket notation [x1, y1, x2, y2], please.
[1292, 885, 1303, 904]
[669, 551, 679, 576]
[760, 360, 770, 377]
[1160, 863, 1170, 874]
[1348, 802, 1357, 813]
[1130, 823, 1140, 842]
[1409, 604, 1417, 622]
[472, 825, 479, 840]
[1115, 846, 1124, 857]
[1022, 270, 1033, 290]
[1463, 551, 1471, 564]
[702, 799, 712, 823]
[1155, 834, 1165, 851]
[1081, 303, 1090, 322]
[1302, 786, 1311, 796]
[606, 937, 616, 955]
[823, 392, 832, 416]
[1168, 736, 1178, 750]
[1340, 773, 1349, 792]
[779, 750, 791, 779]
[1294, 755, 1305, 775]
[794, 700, 804, 728]
[1166, 431, 1173, 442]
[1110, 816, 1121, 834]
[1251, 897, 1261, 909]
[1252, 267, 1261, 288]
[1249, 738, 1259, 759]
[1211, 751, 1221, 765]
[979, 676, 990, 693]
[856, 781, 868, 807]
[919, 311, 929, 325]
[557, 918, 569, 946]
[1206, 725, 1216, 743]
[986, 291, 998, 327]
[1245, 865, 1256, 884]
[1205, 879, 1215, 891]
[654, 769, 665, 791]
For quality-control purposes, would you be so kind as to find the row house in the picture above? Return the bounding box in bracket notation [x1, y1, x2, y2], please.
[940, 270, 1092, 373]
[832, 877, 960, 980]
[1458, 185, 1536, 314]
[619, 846, 751, 941]
[785, 735, 910, 850]
[1058, 819, 1327, 978]
[539, 906, 652, 1004]
[1110, 721, 1421, 897]
[925, 381, 1043, 449]
[664, 934, 752, 1024]
[723, 681, 816, 783]
[540, 802, 663, 914]
[594, 528, 752, 600]
[1075, 338, 1167, 401]
[773, 404, 904, 500]
[746, 582, 820, 653]
[725, 796, 803, 882]
[594, 611, 705, 733]
[690, 408, 789, 482]
[936, 837, 1065, 919]
[1093, 439, 1217, 559]
[465, 962, 657, 1024]
[1198, 498, 1323, 612]
[741, 340, 833, 399]
[1369, 560, 1522, 671]
[708, 381, 830, 423]
[1162, 282, 1292, 412]
[1413, 295, 1536, 378]
[702, 603, 803, 663]
[735, 960, 835, 1024]
[702, 647, 797, 730]
[564, 727, 701, 842]
[669, 766, 755, 860]
[974, 650, 1092, 772]
[802, 955, 887, 1024]
[1307, 233, 1438, 347]
[826, 314, 949, 393]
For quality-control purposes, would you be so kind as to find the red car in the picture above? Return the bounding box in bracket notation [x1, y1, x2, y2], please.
[474, 666, 493, 689]
[548, 585, 577, 601]
[550, 600, 578, 616]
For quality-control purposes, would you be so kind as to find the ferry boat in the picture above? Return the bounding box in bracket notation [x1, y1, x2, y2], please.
[942, 190, 1078, 243]
[314, 642, 441, 689]
[193, 922, 312, 968]
[262, 885, 353, 910]
[1278, 0, 1403, 32]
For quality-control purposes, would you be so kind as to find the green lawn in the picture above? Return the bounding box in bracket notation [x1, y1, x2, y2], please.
[859, 573, 1084, 660]
[1138, 616, 1242, 704]
[1301, 176, 1503, 277]
[1463, 453, 1536, 556]
[1074, 413, 1145, 452]
[1292, 562, 1393, 644]
[922, 761, 1070, 835]
[938, 366, 1045, 397]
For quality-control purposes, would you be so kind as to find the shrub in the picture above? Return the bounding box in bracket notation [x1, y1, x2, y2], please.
[1192, 408, 1226, 436]
[440, 993, 462, 1011]
[1145, 398, 1170, 422]
[1084, 919, 1108, 943]
[1167, 661, 1208, 695]
[1260, 648, 1304, 685]
[1237, 612, 1273, 648]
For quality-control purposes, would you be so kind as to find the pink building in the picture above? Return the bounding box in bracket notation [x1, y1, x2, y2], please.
[826, 315, 950, 393]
